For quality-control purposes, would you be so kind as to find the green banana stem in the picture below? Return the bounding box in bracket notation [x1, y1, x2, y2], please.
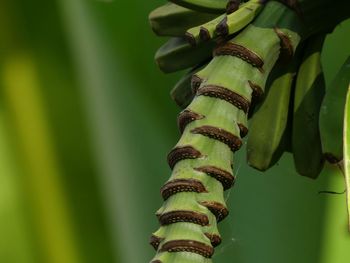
[151, 0, 350, 262]
[151, 2, 300, 262]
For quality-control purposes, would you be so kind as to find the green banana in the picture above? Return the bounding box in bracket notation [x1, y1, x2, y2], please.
[292, 34, 326, 178]
[319, 57, 350, 163]
[247, 61, 297, 171]
[149, 3, 217, 37]
[169, 0, 227, 13]
[185, 0, 263, 46]
[155, 37, 215, 73]
[171, 64, 207, 108]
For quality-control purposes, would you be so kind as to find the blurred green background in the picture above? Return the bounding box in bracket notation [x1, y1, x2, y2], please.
[0, 0, 350, 262]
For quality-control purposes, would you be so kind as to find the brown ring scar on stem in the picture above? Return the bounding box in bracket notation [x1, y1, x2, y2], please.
[191, 125, 243, 152]
[177, 109, 205, 134]
[274, 27, 294, 62]
[150, 235, 164, 250]
[214, 42, 264, 69]
[160, 240, 214, 258]
[238, 123, 249, 138]
[167, 146, 202, 169]
[196, 85, 250, 113]
[199, 201, 229, 222]
[248, 80, 264, 102]
[160, 178, 207, 200]
[205, 233, 222, 247]
[194, 165, 235, 190]
[191, 74, 204, 92]
[157, 210, 210, 226]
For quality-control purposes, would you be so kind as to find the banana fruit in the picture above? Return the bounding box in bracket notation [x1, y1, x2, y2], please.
[155, 37, 215, 73]
[149, 3, 216, 37]
[292, 34, 326, 178]
[247, 61, 297, 171]
[319, 56, 350, 163]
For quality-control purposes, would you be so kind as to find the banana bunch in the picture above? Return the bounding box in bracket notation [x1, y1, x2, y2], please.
[148, 0, 350, 262]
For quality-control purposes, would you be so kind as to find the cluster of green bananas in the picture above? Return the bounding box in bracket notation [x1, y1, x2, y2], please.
[149, 1, 350, 262]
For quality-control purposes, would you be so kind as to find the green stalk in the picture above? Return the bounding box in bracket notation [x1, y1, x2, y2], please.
[343, 84, 350, 231]
[151, 0, 350, 262]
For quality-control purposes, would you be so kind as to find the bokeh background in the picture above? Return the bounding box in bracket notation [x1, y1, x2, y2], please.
[1, 0, 350, 262]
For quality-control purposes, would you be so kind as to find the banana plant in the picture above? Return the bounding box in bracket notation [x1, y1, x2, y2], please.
[149, 0, 350, 262]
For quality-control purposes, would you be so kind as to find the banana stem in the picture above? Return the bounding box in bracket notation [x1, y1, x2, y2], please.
[151, 2, 301, 262]
[151, 0, 350, 262]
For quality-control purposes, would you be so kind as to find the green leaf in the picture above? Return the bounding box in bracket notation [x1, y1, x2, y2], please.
[343, 82, 350, 232]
